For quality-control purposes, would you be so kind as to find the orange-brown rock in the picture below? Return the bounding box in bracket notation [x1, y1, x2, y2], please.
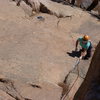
[0, 0, 100, 100]
[0, 90, 16, 100]
[73, 42, 100, 100]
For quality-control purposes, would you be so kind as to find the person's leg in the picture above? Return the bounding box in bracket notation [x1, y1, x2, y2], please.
[84, 46, 92, 59]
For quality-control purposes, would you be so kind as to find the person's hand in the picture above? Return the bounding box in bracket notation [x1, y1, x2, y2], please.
[79, 56, 82, 60]
[81, 51, 86, 57]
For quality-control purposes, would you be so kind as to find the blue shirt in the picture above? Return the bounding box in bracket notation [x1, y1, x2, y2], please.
[78, 37, 91, 49]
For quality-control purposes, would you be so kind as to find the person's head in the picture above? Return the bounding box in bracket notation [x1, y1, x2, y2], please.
[82, 35, 89, 43]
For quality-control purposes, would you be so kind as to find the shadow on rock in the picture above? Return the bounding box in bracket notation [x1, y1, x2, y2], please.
[67, 50, 81, 58]
[90, 12, 100, 20]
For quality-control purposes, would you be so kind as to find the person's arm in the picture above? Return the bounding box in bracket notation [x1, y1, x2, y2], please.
[79, 49, 87, 59]
[81, 49, 87, 56]
[75, 39, 79, 51]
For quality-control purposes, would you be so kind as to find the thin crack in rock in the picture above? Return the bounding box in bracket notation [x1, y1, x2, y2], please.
[60, 58, 83, 100]
[30, 84, 42, 89]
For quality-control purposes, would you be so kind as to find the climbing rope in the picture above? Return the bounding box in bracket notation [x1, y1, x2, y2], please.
[61, 58, 81, 100]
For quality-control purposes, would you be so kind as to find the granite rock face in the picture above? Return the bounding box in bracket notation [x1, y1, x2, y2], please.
[0, 0, 100, 100]
[73, 42, 100, 100]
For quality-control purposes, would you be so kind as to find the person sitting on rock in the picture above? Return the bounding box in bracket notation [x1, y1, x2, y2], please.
[75, 35, 92, 60]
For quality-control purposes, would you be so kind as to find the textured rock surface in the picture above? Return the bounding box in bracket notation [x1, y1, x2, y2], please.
[0, 90, 15, 100]
[0, 78, 62, 100]
[73, 42, 100, 100]
[0, 0, 100, 100]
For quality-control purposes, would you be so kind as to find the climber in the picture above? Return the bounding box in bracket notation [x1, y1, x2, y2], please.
[75, 35, 92, 60]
